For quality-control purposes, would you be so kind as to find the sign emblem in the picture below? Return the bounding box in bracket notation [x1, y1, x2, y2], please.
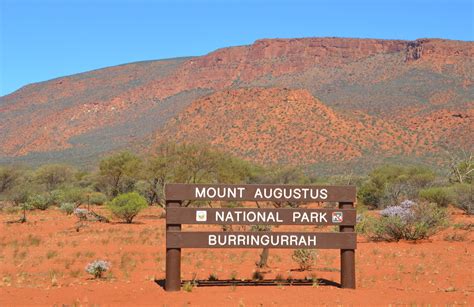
[332, 211, 343, 223]
[196, 210, 207, 222]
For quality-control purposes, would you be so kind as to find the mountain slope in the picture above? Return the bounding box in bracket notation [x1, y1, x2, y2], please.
[0, 37, 472, 167]
[155, 88, 431, 164]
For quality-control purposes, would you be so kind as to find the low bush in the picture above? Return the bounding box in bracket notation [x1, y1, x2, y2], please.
[60, 203, 75, 215]
[85, 260, 110, 279]
[27, 194, 49, 210]
[208, 272, 218, 281]
[358, 165, 436, 209]
[355, 212, 377, 234]
[363, 200, 447, 241]
[48, 190, 66, 205]
[292, 249, 317, 271]
[59, 187, 89, 205]
[182, 281, 194, 292]
[107, 192, 148, 223]
[419, 187, 454, 207]
[88, 192, 107, 206]
[450, 184, 473, 215]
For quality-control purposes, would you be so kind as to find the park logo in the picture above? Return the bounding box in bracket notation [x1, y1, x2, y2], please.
[332, 211, 343, 223]
[196, 210, 207, 222]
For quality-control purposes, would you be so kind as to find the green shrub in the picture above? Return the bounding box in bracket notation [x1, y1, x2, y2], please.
[450, 184, 473, 215]
[60, 187, 88, 205]
[365, 201, 447, 241]
[292, 249, 317, 271]
[182, 281, 194, 292]
[355, 213, 378, 235]
[27, 194, 49, 210]
[60, 203, 75, 215]
[48, 190, 66, 206]
[10, 186, 33, 206]
[34, 164, 75, 191]
[358, 165, 436, 208]
[419, 187, 454, 207]
[107, 192, 147, 223]
[88, 192, 107, 206]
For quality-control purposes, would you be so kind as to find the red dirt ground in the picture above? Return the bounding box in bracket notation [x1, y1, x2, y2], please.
[0, 206, 472, 306]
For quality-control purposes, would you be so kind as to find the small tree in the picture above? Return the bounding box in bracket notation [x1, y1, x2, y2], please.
[99, 152, 141, 197]
[254, 164, 308, 208]
[0, 166, 22, 194]
[107, 192, 147, 223]
[359, 165, 436, 208]
[451, 184, 473, 215]
[141, 142, 258, 207]
[7, 179, 37, 223]
[35, 164, 75, 191]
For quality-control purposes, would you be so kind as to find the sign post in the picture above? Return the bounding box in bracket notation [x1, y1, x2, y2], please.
[165, 200, 181, 291]
[339, 201, 356, 289]
[164, 184, 357, 291]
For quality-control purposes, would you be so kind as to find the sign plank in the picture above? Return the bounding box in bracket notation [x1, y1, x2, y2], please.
[166, 231, 357, 249]
[165, 184, 356, 202]
[166, 207, 356, 226]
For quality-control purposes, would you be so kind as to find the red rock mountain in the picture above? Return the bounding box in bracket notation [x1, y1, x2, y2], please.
[0, 37, 472, 170]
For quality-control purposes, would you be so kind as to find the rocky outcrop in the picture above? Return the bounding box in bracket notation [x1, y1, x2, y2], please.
[405, 38, 474, 62]
[406, 41, 423, 61]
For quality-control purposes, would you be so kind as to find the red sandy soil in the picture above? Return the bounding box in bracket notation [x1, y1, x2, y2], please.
[0, 206, 472, 306]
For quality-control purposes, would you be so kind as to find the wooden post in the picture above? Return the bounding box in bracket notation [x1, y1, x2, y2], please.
[339, 201, 356, 289]
[165, 200, 182, 291]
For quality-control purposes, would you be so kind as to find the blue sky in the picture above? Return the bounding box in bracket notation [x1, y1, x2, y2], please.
[1, 0, 472, 96]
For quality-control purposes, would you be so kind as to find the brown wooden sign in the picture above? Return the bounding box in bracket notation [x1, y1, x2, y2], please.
[167, 232, 357, 249]
[165, 183, 356, 202]
[164, 183, 357, 292]
[166, 208, 356, 225]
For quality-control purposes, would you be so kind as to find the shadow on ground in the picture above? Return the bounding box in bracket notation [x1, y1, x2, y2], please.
[155, 278, 340, 289]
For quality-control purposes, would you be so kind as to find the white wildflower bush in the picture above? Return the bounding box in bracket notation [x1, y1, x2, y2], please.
[358, 200, 447, 241]
[85, 260, 111, 279]
[74, 208, 89, 220]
